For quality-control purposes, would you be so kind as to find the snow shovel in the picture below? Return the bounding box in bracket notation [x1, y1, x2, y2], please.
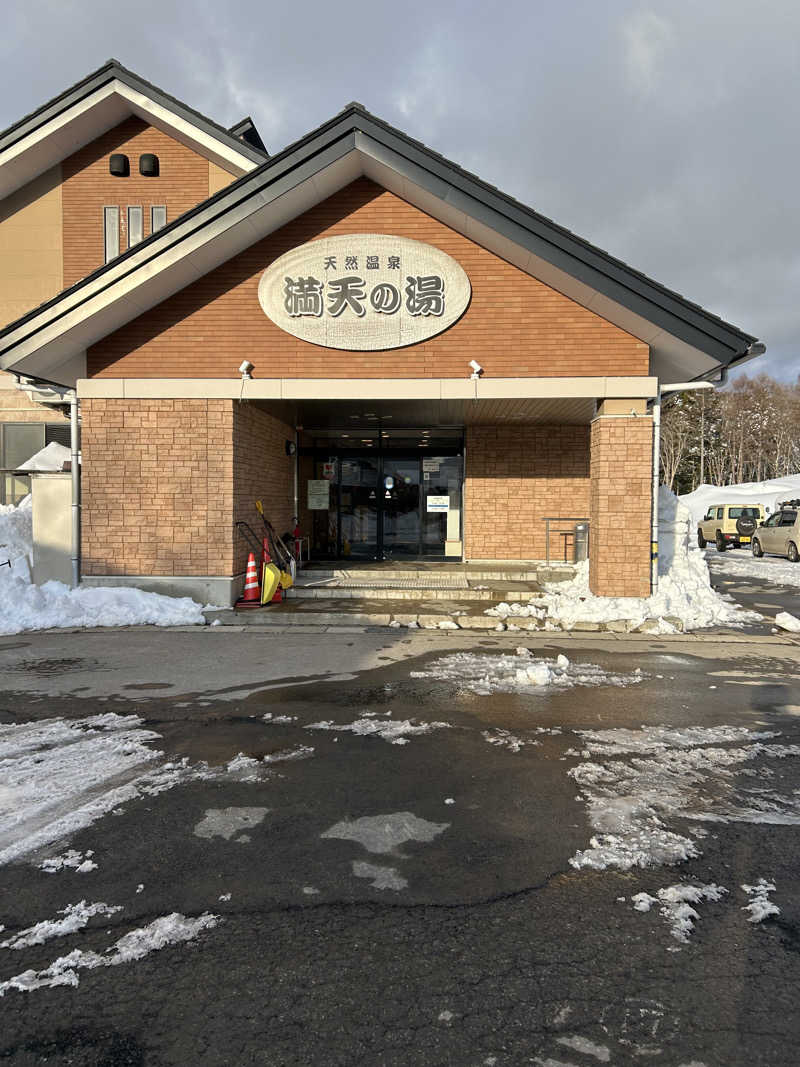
[255, 501, 294, 589]
[261, 560, 281, 605]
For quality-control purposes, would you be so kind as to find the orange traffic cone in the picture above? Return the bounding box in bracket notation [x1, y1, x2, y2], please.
[234, 552, 262, 610]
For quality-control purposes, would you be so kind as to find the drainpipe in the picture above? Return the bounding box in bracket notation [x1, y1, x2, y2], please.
[293, 428, 299, 523]
[651, 387, 661, 594]
[70, 393, 80, 588]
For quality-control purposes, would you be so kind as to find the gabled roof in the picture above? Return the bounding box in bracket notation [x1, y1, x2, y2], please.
[0, 59, 267, 201]
[229, 117, 268, 155]
[0, 99, 761, 385]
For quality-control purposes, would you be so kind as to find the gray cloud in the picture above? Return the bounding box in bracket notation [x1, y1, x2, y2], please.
[1, 0, 796, 379]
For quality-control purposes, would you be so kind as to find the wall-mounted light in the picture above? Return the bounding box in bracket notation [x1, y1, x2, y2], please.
[285, 440, 297, 456]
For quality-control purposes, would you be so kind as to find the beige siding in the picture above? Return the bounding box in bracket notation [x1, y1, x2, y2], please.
[0, 370, 68, 424]
[0, 165, 63, 328]
[209, 161, 237, 196]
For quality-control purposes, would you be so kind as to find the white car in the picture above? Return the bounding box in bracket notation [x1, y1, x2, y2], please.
[751, 507, 800, 563]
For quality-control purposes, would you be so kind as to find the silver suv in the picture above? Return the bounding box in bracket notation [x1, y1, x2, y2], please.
[751, 508, 800, 563]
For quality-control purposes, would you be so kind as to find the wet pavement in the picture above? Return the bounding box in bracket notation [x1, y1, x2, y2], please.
[1, 628, 800, 1065]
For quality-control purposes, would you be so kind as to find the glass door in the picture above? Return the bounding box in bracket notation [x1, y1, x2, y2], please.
[421, 456, 462, 556]
[380, 458, 421, 557]
[338, 456, 379, 559]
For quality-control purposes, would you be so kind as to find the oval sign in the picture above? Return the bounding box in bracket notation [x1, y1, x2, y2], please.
[257, 234, 471, 351]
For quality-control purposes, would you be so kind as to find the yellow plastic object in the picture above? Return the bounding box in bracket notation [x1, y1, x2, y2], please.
[279, 569, 294, 590]
[261, 562, 281, 604]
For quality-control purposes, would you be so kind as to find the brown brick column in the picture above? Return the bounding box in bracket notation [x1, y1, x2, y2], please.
[589, 415, 653, 597]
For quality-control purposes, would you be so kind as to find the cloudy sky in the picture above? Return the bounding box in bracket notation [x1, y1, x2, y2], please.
[2, 0, 797, 380]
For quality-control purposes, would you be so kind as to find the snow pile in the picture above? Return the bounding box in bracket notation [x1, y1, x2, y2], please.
[305, 715, 451, 745]
[0, 912, 219, 996]
[486, 488, 759, 633]
[1, 901, 122, 949]
[681, 473, 800, 530]
[17, 441, 71, 472]
[568, 725, 800, 870]
[0, 497, 32, 566]
[39, 850, 97, 874]
[410, 648, 643, 695]
[741, 879, 780, 922]
[631, 883, 727, 943]
[0, 498, 205, 634]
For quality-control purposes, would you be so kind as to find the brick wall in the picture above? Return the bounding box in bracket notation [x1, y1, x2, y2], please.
[88, 177, 649, 379]
[464, 425, 590, 560]
[81, 398, 294, 579]
[62, 117, 210, 287]
[589, 416, 653, 597]
[81, 398, 234, 577]
[232, 403, 296, 573]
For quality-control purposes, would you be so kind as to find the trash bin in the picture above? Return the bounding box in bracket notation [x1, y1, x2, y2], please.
[574, 523, 589, 563]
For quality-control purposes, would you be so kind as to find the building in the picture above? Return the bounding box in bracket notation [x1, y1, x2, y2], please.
[0, 61, 763, 604]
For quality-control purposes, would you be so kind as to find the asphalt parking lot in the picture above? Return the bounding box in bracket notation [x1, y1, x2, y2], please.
[1, 627, 800, 1066]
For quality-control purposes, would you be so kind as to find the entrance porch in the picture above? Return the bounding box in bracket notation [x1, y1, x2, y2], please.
[77, 376, 656, 605]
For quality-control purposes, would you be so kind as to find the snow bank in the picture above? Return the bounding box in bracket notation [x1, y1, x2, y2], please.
[680, 473, 800, 531]
[0, 498, 204, 634]
[486, 488, 759, 633]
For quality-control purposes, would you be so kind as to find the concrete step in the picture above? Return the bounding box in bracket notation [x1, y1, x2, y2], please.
[289, 582, 540, 602]
[296, 565, 574, 584]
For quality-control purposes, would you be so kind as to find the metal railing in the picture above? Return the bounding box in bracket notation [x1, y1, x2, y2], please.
[541, 517, 590, 563]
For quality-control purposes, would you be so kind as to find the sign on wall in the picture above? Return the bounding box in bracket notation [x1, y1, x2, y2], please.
[307, 480, 330, 510]
[258, 234, 471, 351]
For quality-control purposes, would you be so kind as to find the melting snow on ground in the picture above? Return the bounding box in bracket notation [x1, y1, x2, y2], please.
[1, 900, 122, 949]
[707, 549, 800, 591]
[0, 912, 219, 996]
[411, 648, 643, 695]
[39, 850, 97, 874]
[0, 713, 283, 865]
[631, 883, 728, 943]
[485, 488, 760, 633]
[305, 715, 451, 745]
[741, 879, 780, 922]
[567, 725, 800, 870]
[0, 498, 205, 635]
[482, 728, 539, 752]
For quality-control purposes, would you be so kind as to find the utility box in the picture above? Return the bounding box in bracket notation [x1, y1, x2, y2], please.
[574, 522, 589, 563]
[31, 472, 72, 586]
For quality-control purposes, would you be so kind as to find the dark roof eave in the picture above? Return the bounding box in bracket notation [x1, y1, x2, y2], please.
[0, 100, 758, 370]
[0, 58, 266, 165]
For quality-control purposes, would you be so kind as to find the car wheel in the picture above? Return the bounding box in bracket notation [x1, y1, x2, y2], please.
[697, 529, 706, 548]
[752, 538, 763, 558]
[715, 532, 727, 552]
[789, 541, 799, 564]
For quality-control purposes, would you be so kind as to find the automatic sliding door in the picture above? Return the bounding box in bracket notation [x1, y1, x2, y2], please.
[380, 458, 421, 557]
[339, 456, 379, 558]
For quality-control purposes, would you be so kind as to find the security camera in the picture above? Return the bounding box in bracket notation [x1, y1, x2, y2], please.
[469, 359, 483, 379]
[239, 360, 254, 379]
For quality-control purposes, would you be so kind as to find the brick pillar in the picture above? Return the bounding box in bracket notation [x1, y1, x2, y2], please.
[589, 414, 653, 598]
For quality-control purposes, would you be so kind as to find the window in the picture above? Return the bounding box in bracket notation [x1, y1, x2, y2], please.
[729, 507, 759, 518]
[781, 510, 797, 526]
[704, 508, 715, 520]
[103, 206, 120, 263]
[151, 205, 167, 234]
[716, 507, 724, 520]
[0, 423, 68, 505]
[764, 513, 782, 527]
[127, 206, 143, 248]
